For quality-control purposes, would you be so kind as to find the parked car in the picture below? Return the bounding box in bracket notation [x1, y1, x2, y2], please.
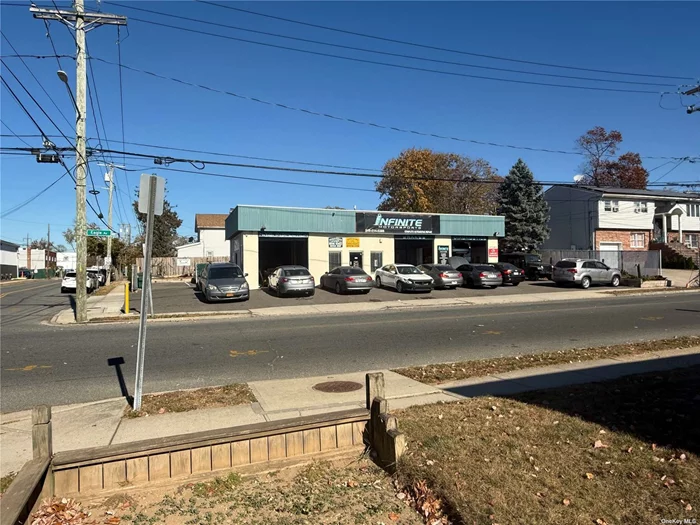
[418, 264, 463, 289]
[455, 263, 503, 288]
[552, 258, 621, 289]
[375, 264, 433, 293]
[320, 266, 373, 294]
[88, 266, 106, 286]
[268, 265, 315, 297]
[500, 252, 552, 280]
[492, 262, 525, 286]
[62, 271, 97, 293]
[199, 262, 250, 302]
[87, 271, 100, 290]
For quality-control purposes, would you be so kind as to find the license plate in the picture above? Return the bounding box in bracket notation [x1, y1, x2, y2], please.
[489, 274, 497, 278]
[355, 278, 366, 282]
[226, 293, 234, 297]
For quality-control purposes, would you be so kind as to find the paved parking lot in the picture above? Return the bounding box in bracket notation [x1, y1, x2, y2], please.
[147, 279, 595, 314]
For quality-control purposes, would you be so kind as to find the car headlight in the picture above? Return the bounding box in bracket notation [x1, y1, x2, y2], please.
[207, 284, 219, 291]
[241, 282, 249, 289]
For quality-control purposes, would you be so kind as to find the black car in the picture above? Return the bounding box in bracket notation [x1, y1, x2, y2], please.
[492, 262, 525, 286]
[500, 253, 552, 280]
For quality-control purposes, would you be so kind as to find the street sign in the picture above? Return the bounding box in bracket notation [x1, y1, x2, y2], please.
[138, 173, 165, 215]
[87, 229, 111, 237]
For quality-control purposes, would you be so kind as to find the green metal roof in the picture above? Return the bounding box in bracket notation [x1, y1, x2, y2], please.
[226, 205, 504, 238]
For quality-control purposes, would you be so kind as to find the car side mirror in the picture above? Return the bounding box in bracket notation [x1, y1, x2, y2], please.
[244, 273, 248, 277]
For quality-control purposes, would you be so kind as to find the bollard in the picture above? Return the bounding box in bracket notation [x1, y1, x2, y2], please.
[124, 282, 130, 314]
[32, 405, 52, 459]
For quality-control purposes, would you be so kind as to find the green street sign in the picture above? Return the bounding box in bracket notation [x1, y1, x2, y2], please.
[87, 229, 111, 237]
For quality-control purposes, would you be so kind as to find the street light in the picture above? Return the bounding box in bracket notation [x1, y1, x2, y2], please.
[57, 70, 80, 118]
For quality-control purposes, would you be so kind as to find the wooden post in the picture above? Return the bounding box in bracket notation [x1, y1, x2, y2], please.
[365, 372, 385, 410]
[32, 405, 52, 459]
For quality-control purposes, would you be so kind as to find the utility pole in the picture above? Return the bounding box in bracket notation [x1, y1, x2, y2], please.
[683, 85, 700, 114]
[30, 2, 126, 322]
[47, 223, 51, 250]
[106, 167, 114, 284]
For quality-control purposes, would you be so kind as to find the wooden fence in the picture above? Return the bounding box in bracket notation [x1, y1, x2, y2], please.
[136, 256, 229, 277]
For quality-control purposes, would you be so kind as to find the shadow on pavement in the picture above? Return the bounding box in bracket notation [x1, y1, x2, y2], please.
[108, 356, 133, 408]
[443, 355, 700, 454]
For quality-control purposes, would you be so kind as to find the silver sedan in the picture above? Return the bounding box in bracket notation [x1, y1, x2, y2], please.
[268, 265, 316, 297]
[418, 264, 463, 289]
[456, 263, 503, 288]
[320, 266, 374, 294]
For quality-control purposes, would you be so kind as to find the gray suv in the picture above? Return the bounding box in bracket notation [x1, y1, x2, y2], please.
[199, 263, 250, 302]
[552, 259, 621, 289]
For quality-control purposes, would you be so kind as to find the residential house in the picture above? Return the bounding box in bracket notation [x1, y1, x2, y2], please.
[0, 239, 20, 277]
[18, 247, 58, 273]
[176, 214, 230, 258]
[543, 186, 700, 262]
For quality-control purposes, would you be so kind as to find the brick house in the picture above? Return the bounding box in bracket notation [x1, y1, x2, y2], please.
[543, 186, 700, 260]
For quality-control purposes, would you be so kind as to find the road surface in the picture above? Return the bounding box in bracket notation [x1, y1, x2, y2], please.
[1, 281, 698, 412]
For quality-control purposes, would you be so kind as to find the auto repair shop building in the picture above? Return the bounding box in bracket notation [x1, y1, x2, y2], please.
[225, 205, 505, 289]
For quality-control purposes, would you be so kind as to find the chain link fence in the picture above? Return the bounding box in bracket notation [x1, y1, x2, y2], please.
[538, 250, 662, 276]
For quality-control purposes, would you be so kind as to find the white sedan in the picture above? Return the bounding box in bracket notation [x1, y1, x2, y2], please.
[375, 263, 433, 293]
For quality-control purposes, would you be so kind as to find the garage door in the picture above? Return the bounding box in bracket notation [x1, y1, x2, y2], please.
[599, 242, 622, 269]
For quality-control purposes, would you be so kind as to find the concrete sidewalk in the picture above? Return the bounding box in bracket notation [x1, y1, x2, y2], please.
[49, 284, 700, 325]
[2, 347, 697, 477]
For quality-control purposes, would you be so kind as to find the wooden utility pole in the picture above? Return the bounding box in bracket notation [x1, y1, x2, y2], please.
[106, 166, 114, 285]
[30, 2, 126, 321]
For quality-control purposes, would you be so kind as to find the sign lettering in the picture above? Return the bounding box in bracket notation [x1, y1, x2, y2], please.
[356, 212, 440, 234]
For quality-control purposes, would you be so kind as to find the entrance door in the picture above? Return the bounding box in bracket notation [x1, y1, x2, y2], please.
[599, 242, 622, 270]
[349, 252, 363, 269]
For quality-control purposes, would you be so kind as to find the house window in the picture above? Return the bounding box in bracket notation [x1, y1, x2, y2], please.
[687, 204, 700, 217]
[686, 234, 699, 249]
[604, 200, 619, 212]
[630, 232, 646, 249]
[634, 201, 648, 213]
[328, 251, 341, 272]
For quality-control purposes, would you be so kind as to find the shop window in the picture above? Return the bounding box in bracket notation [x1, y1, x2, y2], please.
[329, 251, 341, 272]
[630, 232, 645, 249]
[370, 251, 383, 272]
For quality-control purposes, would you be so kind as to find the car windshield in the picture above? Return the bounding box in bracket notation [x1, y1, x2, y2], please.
[65, 272, 76, 278]
[209, 266, 243, 279]
[525, 255, 543, 263]
[397, 266, 421, 275]
[499, 263, 518, 270]
[475, 265, 496, 271]
[434, 265, 454, 271]
[343, 268, 366, 275]
[555, 260, 577, 268]
[284, 269, 310, 277]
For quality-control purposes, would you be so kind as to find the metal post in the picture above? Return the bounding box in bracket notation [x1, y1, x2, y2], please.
[106, 167, 114, 285]
[74, 0, 88, 322]
[133, 175, 157, 411]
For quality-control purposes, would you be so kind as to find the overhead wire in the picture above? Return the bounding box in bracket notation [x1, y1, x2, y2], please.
[88, 56, 690, 161]
[118, 16, 660, 95]
[1, 121, 32, 147]
[0, 168, 71, 218]
[196, 1, 694, 82]
[115, 25, 135, 228]
[650, 158, 688, 185]
[104, 2, 674, 88]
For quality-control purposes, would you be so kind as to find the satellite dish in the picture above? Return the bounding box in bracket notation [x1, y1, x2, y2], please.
[573, 174, 585, 183]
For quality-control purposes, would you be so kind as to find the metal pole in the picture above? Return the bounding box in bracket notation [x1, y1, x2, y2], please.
[74, 0, 88, 322]
[106, 167, 114, 285]
[133, 175, 157, 411]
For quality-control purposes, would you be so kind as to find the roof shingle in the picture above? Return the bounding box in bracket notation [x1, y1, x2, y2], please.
[195, 214, 228, 230]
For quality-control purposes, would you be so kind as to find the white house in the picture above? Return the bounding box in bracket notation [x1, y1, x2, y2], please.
[176, 214, 230, 258]
[17, 247, 58, 271]
[543, 186, 700, 258]
[0, 239, 20, 277]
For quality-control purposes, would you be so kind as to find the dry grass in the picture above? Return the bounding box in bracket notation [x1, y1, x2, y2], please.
[393, 336, 700, 385]
[396, 366, 700, 525]
[89, 460, 423, 525]
[93, 280, 123, 296]
[125, 384, 255, 418]
[0, 472, 16, 495]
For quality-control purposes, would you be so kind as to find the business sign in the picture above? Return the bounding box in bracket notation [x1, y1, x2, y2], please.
[259, 232, 308, 239]
[328, 237, 343, 248]
[87, 229, 111, 237]
[346, 237, 360, 248]
[356, 212, 440, 234]
[437, 245, 450, 264]
[176, 258, 191, 267]
[488, 247, 499, 259]
[453, 236, 487, 242]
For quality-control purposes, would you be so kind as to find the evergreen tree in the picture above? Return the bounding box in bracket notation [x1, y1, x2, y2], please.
[132, 191, 183, 257]
[499, 159, 550, 252]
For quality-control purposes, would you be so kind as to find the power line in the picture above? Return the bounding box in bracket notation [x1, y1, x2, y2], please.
[1, 121, 32, 147]
[650, 158, 688, 185]
[104, 2, 674, 89]
[1, 167, 70, 218]
[119, 16, 660, 95]
[197, 1, 694, 82]
[91, 56, 690, 160]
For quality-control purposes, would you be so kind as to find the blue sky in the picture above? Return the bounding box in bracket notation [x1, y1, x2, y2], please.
[1, 1, 698, 245]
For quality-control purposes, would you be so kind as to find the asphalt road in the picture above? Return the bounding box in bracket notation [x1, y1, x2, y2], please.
[0, 279, 72, 330]
[1, 281, 698, 412]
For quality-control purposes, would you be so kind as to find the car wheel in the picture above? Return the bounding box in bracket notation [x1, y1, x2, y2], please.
[362, 289, 371, 294]
[335, 282, 342, 295]
[489, 285, 497, 289]
[512, 282, 520, 286]
[376, 276, 382, 288]
[60, 287, 66, 293]
[611, 275, 620, 287]
[581, 276, 591, 289]
[308, 289, 315, 297]
[396, 281, 403, 293]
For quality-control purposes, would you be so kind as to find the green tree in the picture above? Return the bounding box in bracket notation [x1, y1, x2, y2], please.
[132, 192, 183, 257]
[376, 148, 501, 214]
[499, 159, 550, 252]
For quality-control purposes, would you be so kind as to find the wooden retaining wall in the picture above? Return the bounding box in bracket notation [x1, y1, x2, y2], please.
[52, 409, 368, 496]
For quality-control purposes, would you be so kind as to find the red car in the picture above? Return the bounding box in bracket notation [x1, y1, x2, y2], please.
[493, 262, 525, 286]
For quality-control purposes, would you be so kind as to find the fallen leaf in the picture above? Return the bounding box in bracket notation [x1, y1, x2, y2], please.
[426, 460, 435, 466]
[346, 480, 358, 488]
[664, 478, 675, 488]
[661, 475, 667, 481]
[396, 492, 406, 500]
[107, 518, 121, 525]
[585, 472, 595, 479]
[563, 498, 571, 506]
[652, 443, 657, 451]
[594, 440, 609, 449]
[680, 453, 687, 461]
[158, 407, 166, 414]
[388, 512, 400, 521]
[596, 519, 608, 525]
[599, 429, 607, 434]
[686, 503, 693, 511]
[438, 414, 443, 420]
[626, 447, 633, 453]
